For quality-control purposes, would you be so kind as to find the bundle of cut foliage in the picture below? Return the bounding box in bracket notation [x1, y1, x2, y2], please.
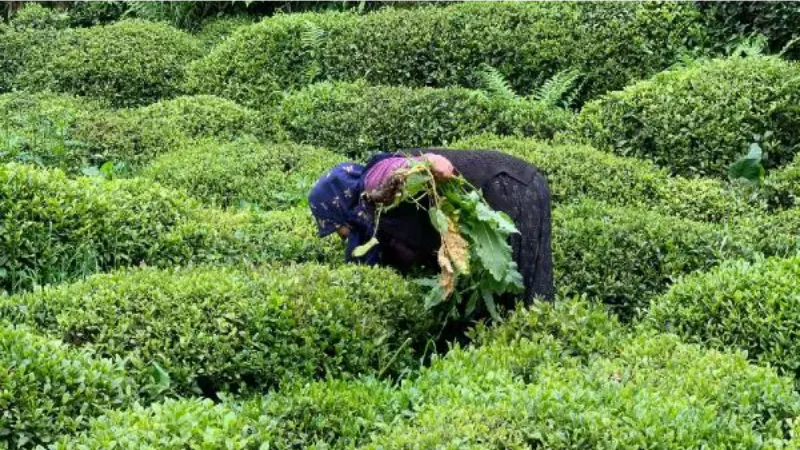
[187, 2, 710, 108]
[0, 324, 135, 449]
[0, 263, 431, 397]
[0, 163, 338, 294]
[453, 134, 758, 222]
[648, 255, 800, 378]
[54, 298, 800, 449]
[143, 137, 344, 209]
[575, 56, 800, 178]
[273, 81, 572, 157]
[20, 19, 203, 107]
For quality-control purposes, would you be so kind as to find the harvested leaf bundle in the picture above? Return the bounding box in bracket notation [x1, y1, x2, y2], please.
[362, 160, 523, 321]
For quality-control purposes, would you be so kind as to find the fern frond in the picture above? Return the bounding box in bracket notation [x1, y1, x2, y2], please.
[301, 20, 325, 51]
[729, 34, 768, 58]
[476, 65, 517, 101]
[534, 69, 581, 108]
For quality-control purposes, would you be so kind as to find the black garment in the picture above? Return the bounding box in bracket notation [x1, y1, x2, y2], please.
[366, 148, 555, 305]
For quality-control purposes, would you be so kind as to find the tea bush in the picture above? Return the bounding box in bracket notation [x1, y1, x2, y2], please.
[552, 199, 763, 318]
[0, 263, 431, 396]
[648, 255, 800, 377]
[0, 163, 338, 294]
[453, 134, 757, 222]
[78, 95, 267, 168]
[0, 91, 108, 172]
[575, 56, 800, 177]
[194, 16, 255, 50]
[187, 2, 710, 108]
[143, 137, 344, 209]
[0, 92, 265, 172]
[366, 331, 800, 449]
[699, 1, 800, 60]
[0, 324, 135, 449]
[52, 298, 800, 448]
[764, 152, 800, 209]
[273, 81, 573, 157]
[52, 399, 260, 449]
[41, 20, 203, 107]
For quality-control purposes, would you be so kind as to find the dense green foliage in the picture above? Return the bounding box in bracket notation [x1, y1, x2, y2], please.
[576, 56, 800, 177]
[80, 94, 267, 168]
[764, 152, 800, 209]
[274, 81, 572, 157]
[0, 264, 429, 396]
[453, 134, 757, 222]
[0, 324, 134, 449]
[194, 16, 255, 49]
[700, 1, 800, 59]
[0, 92, 265, 172]
[648, 256, 800, 377]
[143, 137, 344, 209]
[56, 299, 800, 449]
[187, 2, 710, 108]
[552, 200, 766, 318]
[27, 20, 202, 107]
[0, 163, 338, 294]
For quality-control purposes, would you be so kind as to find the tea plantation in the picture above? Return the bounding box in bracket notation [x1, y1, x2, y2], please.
[1, 2, 799, 448]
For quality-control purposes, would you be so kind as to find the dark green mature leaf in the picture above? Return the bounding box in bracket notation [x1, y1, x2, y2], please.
[728, 142, 765, 184]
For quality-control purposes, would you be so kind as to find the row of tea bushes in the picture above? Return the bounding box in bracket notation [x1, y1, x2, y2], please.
[1, 18, 203, 106]
[648, 255, 800, 378]
[142, 137, 344, 210]
[0, 92, 267, 173]
[187, 2, 711, 109]
[574, 56, 800, 178]
[1, 325, 135, 449]
[453, 134, 757, 222]
[56, 299, 800, 449]
[273, 81, 572, 157]
[0, 163, 338, 294]
[0, 263, 431, 397]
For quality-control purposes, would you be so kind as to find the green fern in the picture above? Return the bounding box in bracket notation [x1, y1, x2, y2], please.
[301, 20, 326, 84]
[729, 34, 768, 58]
[533, 69, 582, 108]
[476, 65, 518, 101]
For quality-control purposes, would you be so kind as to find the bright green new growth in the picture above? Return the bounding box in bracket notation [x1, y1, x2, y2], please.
[0, 264, 431, 397]
[142, 137, 345, 210]
[648, 255, 800, 377]
[0, 325, 135, 449]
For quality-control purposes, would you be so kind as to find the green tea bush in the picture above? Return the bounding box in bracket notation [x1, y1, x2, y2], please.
[0, 91, 108, 172]
[0, 163, 338, 293]
[648, 256, 800, 377]
[274, 81, 572, 157]
[576, 56, 800, 177]
[0, 263, 430, 396]
[143, 137, 344, 209]
[52, 299, 800, 448]
[0, 324, 134, 449]
[52, 399, 260, 450]
[699, 1, 800, 60]
[43, 20, 203, 107]
[78, 95, 267, 167]
[764, 152, 800, 209]
[453, 134, 756, 222]
[194, 16, 255, 50]
[553, 199, 763, 318]
[187, 2, 710, 108]
[367, 331, 800, 449]
[0, 92, 265, 172]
